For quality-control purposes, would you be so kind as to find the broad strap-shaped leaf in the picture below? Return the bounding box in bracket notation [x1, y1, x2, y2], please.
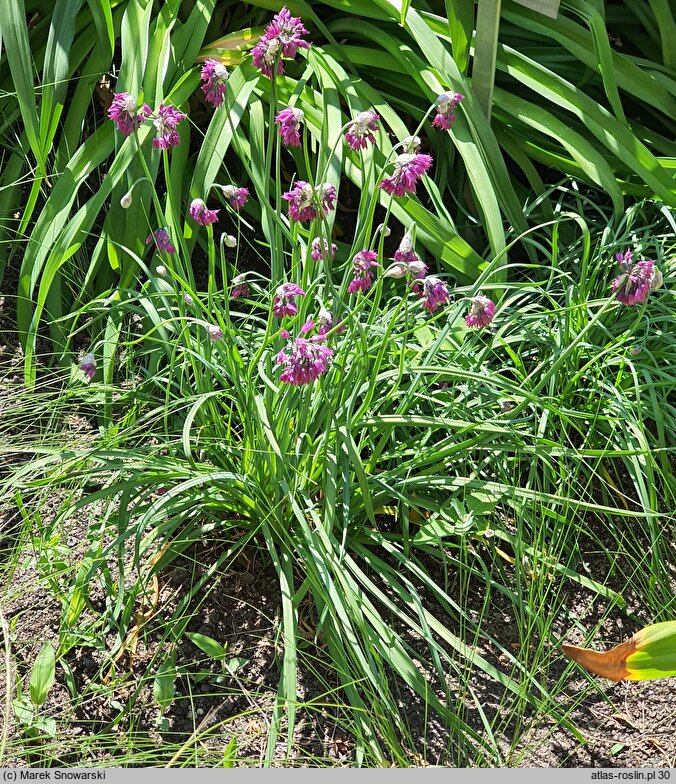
[563, 621, 676, 681]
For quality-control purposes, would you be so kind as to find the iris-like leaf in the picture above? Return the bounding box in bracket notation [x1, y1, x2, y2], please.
[562, 621, 676, 681]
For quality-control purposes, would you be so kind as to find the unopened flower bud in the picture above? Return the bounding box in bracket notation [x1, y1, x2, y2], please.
[155, 265, 167, 277]
[184, 293, 194, 306]
[407, 260, 427, 276]
[224, 234, 237, 248]
[384, 263, 408, 279]
[120, 192, 133, 208]
[650, 267, 663, 291]
[207, 324, 223, 342]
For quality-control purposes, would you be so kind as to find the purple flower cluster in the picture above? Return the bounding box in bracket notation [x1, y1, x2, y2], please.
[152, 103, 187, 150]
[80, 352, 96, 382]
[348, 250, 380, 294]
[231, 274, 250, 300]
[221, 185, 249, 210]
[273, 282, 306, 318]
[311, 237, 337, 262]
[275, 107, 304, 147]
[432, 92, 464, 131]
[283, 182, 337, 223]
[345, 110, 380, 152]
[419, 277, 450, 313]
[277, 322, 333, 386]
[146, 228, 176, 255]
[190, 198, 220, 226]
[108, 92, 186, 150]
[251, 6, 310, 79]
[465, 294, 496, 328]
[611, 250, 662, 306]
[108, 93, 151, 136]
[380, 153, 433, 198]
[200, 59, 229, 108]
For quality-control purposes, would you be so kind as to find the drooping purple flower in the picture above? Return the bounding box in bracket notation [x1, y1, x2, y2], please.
[152, 103, 186, 150]
[251, 6, 310, 79]
[419, 277, 450, 313]
[221, 185, 249, 210]
[393, 232, 418, 264]
[266, 7, 311, 59]
[207, 324, 223, 342]
[311, 237, 337, 262]
[465, 294, 496, 327]
[348, 250, 380, 294]
[231, 274, 250, 300]
[200, 59, 229, 108]
[275, 107, 304, 147]
[277, 335, 333, 386]
[431, 91, 464, 131]
[283, 181, 316, 223]
[273, 282, 306, 318]
[108, 93, 151, 136]
[283, 182, 336, 223]
[319, 183, 337, 214]
[80, 352, 96, 382]
[345, 110, 380, 152]
[615, 249, 633, 266]
[146, 228, 176, 255]
[380, 153, 433, 197]
[189, 198, 219, 226]
[611, 259, 655, 306]
[251, 37, 284, 79]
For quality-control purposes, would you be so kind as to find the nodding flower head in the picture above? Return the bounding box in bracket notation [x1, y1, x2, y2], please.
[283, 182, 336, 223]
[207, 323, 223, 342]
[611, 257, 656, 306]
[189, 198, 219, 226]
[380, 153, 433, 198]
[275, 107, 304, 147]
[146, 228, 176, 255]
[231, 274, 250, 299]
[276, 326, 333, 386]
[221, 185, 249, 210]
[200, 59, 229, 108]
[418, 276, 450, 313]
[348, 250, 380, 294]
[345, 110, 380, 152]
[152, 103, 186, 150]
[251, 6, 310, 78]
[311, 237, 337, 262]
[273, 282, 306, 318]
[80, 352, 96, 382]
[393, 232, 418, 263]
[465, 294, 496, 328]
[432, 91, 464, 131]
[108, 93, 151, 136]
